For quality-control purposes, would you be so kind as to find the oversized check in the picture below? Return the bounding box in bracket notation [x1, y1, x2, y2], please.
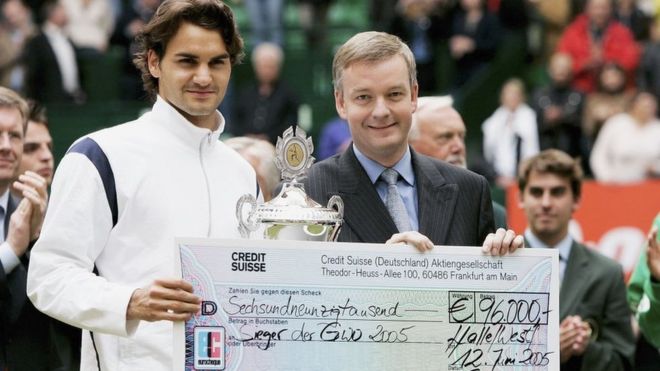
[174, 239, 559, 371]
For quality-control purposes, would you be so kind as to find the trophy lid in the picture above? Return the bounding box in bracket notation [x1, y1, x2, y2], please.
[275, 126, 315, 182]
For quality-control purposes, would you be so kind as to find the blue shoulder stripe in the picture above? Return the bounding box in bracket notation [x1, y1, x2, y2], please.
[68, 138, 118, 227]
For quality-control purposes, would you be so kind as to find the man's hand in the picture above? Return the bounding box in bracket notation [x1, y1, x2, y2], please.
[13, 171, 48, 240]
[646, 226, 660, 281]
[559, 316, 591, 363]
[126, 279, 201, 322]
[543, 105, 563, 124]
[571, 319, 592, 356]
[481, 228, 525, 256]
[386, 231, 434, 252]
[7, 198, 33, 257]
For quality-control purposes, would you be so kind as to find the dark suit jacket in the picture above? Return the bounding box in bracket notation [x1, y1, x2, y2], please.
[0, 195, 81, 371]
[303, 146, 494, 245]
[559, 241, 634, 371]
[23, 32, 79, 104]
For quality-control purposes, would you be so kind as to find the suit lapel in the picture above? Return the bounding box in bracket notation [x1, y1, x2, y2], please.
[413, 152, 457, 245]
[559, 241, 591, 319]
[333, 148, 398, 243]
[4, 194, 17, 240]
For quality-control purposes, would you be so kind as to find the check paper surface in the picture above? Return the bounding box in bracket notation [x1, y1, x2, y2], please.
[174, 239, 559, 370]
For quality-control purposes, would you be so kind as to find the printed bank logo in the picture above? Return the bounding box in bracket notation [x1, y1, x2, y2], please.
[194, 326, 225, 370]
[231, 251, 267, 272]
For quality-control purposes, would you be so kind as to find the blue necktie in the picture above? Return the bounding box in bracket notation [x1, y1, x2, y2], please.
[380, 168, 412, 233]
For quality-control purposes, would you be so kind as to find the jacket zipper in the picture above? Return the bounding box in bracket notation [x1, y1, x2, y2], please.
[199, 133, 213, 237]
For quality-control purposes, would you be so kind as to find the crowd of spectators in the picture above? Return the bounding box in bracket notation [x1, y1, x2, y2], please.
[2, 0, 660, 213]
[0, 0, 659, 181]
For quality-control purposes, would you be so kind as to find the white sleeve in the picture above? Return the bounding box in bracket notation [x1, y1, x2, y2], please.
[0, 242, 20, 274]
[27, 152, 136, 337]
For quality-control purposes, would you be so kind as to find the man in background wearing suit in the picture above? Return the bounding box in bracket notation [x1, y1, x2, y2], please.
[518, 149, 634, 370]
[23, 0, 84, 104]
[0, 87, 50, 370]
[304, 31, 522, 253]
[409, 95, 508, 229]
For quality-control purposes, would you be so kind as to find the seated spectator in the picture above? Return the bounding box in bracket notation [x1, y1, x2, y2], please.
[449, 0, 500, 89]
[531, 52, 586, 159]
[0, 0, 36, 93]
[527, 0, 572, 60]
[231, 42, 299, 144]
[15, 101, 53, 187]
[61, 0, 114, 54]
[389, 0, 449, 94]
[638, 18, 660, 102]
[628, 212, 660, 371]
[317, 116, 350, 161]
[23, 0, 85, 104]
[482, 78, 539, 188]
[110, 0, 160, 100]
[557, 0, 641, 93]
[615, 0, 652, 41]
[590, 91, 660, 183]
[410, 95, 508, 229]
[582, 62, 633, 142]
[518, 149, 634, 370]
[224, 136, 280, 201]
[296, 0, 334, 49]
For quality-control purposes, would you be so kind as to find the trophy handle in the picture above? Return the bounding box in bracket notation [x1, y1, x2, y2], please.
[327, 195, 344, 242]
[236, 194, 258, 238]
[327, 195, 344, 218]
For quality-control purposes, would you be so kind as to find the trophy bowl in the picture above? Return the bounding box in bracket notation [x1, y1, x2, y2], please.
[237, 181, 343, 241]
[235, 126, 344, 242]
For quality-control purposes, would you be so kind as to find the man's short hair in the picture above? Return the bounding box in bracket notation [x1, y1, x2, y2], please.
[133, 0, 244, 100]
[0, 86, 29, 131]
[224, 136, 279, 197]
[27, 100, 48, 127]
[410, 95, 454, 141]
[518, 149, 583, 199]
[332, 31, 416, 92]
[251, 42, 283, 67]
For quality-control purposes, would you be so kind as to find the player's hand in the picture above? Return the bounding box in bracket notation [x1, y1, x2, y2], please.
[126, 279, 201, 322]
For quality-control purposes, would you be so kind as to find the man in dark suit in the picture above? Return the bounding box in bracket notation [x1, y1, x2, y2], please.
[304, 31, 522, 253]
[517, 149, 634, 370]
[0, 87, 51, 371]
[23, 0, 84, 104]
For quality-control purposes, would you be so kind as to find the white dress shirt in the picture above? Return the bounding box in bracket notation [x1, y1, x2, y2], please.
[0, 190, 19, 273]
[43, 21, 80, 94]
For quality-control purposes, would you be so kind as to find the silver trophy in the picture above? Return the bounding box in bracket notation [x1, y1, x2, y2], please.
[236, 126, 343, 241]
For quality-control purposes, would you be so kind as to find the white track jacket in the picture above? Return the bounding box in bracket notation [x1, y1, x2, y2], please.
[27, 97, 259, 370]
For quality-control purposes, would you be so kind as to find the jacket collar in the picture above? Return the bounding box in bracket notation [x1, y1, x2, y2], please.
[151, 96, 225, 150]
